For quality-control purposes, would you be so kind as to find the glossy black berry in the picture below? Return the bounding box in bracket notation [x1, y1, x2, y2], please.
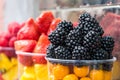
[72, 46, 90, 60]
[101, 36, 114, 54]
[54, 46, 72, 59]
[46, 44, 57, 58]
[83, 31, 101, 50]
[91, 49, 109, 60]
[48, 20, 73, 45]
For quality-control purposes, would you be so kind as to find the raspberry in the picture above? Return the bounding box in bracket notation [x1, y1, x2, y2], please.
[54, 46, 72, 59]
[72, 46, 90, 60]
[46, 44, 57, 58]
[83, 31, 101, 50]
[48, 20, 73, 45]
[101, 36, 114, 54]
[91, 49, 109, 60]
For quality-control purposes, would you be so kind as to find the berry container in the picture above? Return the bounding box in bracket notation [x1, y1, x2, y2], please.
[0, 47, 18, 80]
[46, 57, 116, 80]
[16, 51, 48, 80]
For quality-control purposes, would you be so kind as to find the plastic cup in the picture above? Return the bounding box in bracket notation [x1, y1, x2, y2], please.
[16, 51, 48, 80]
[0, 47, 17, 80]
[46, 57, 116, 80]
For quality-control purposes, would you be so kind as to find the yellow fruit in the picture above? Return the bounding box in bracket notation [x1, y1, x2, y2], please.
[90, 69, 104, 80]
[63, 74, 78, 80]
[104, 71, 112, 80]
[0, 53, 13, 70]
[52, 64, 70, 79]
[80, 77, 91, 80]
[20, 66, 36, 80]
[74, 66, 89, 77]
[34, 64, 48, 80]
[49, 75, 58, 80]
[2, 65, 18, 80]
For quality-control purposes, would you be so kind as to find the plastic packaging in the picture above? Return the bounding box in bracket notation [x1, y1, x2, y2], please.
[46, 57, 116, 80]
[16, 51, 48, 80]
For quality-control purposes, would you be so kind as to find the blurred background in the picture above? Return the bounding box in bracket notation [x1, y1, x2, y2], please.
[0, 0, 120, 31]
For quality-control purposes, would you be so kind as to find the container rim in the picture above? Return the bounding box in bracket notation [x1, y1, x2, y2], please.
[46, 57, 116, 64]
[16, 51, 46, 56]
[0, 46, 14, 50]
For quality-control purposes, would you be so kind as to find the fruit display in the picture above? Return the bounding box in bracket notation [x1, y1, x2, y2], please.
[0, 21, 23, 80]
[46, 12, 116, 80]
[15, 11, 61, 80]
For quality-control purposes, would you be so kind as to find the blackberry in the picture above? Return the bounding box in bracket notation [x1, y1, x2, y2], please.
[48, 20, 73, 45]
[79, 12, 104, 36]
[72, 46, 90, 60]
[65, 26, 82, 50]
[91, 49, 109, 60]
[83, 31, 101, 50]
[102, 62, 113, 71]
[54, 46, 72, 59]
[46, 44, 57, 58]
[101, 36, 114, 54]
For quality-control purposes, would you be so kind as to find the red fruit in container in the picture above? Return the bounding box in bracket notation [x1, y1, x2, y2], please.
[8, 22, 21, 36]
[47, 18, 61, 35]
[9, 36, 17, 47]
[0, 37, 9, 47]
[33, 34, 50, 64]
[17, 18, 40, 41]
[36, 11, 54, 34]
[32, 55, 47, 64]
[0, 31, 12, 40]
[14, 40, 37, 52]
[33, 33, 50, 54]
[18, 54, 33, 66]
[73, 22, 78, 27]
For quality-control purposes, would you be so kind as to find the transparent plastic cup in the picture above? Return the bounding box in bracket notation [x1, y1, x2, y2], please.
[16, 51, 48, 80]
[46, 57, 116, 80]
[0, 47, 17, 80]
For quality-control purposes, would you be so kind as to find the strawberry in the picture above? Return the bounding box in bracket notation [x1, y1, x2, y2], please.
[17, 18, 40, 40]
[47, 18, 61, 35]
[9, 36, 17, 47]
[36, 11, 54, 34]
[0, 31, 12, 41]
[8, 22, 21, 36]
[32, 55, 47, 64]
[14, 40, 37, 52]
[33, 33, 50, 54]
[18, 54, 33, 66]
[0, 37, 9, 47]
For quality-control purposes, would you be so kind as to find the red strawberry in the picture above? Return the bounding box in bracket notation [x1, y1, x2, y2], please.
[8, 22, 21, 36]
[17, 18, 40, 40]
[47, 18, 61, 35]
[18, 54, 33, 66]
[0, 37, 9, 47]
[33, 33, 50, 54]
[14, 40, 37, 52]
[0, 31, 12, 40]
[36, 11, 54, 34]
[32, 55, 47, 64]
[9, 36, 17, 47]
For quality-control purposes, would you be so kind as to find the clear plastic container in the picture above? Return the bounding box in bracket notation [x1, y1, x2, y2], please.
[46, 57, 116, 80]
[0, 47, 18, 80]
[16, 51, 48, 80]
